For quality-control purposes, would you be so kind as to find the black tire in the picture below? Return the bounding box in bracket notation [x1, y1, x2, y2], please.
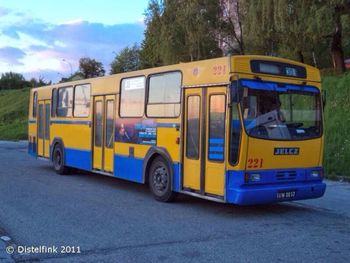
[148, 156, 177, 202]
[52, 144, 69, 175]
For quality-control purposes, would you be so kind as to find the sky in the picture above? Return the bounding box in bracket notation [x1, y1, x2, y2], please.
[0, 0, 149, 83]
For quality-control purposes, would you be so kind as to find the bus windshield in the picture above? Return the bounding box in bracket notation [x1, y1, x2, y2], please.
[238, 79, 322, 140]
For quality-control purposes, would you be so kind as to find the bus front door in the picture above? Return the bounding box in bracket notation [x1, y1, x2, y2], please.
[37, 100, 50, 158]
[93, 95, 115, 173]
[183, 87, 227, 198]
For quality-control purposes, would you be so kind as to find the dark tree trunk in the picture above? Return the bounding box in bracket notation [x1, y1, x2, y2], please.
[331, 7, 346, 74]
[297, 50, 304, 63]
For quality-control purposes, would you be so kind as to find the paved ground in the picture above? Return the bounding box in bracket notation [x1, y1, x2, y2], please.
[0, 141, 349, 262]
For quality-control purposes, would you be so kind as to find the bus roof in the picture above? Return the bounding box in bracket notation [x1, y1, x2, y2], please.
[32, 55, 321, 93]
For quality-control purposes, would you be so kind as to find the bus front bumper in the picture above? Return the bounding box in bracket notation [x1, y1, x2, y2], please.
[225, 170, 326, 205]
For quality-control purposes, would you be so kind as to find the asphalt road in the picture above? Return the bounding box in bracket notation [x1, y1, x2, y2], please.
[0, 141, 349, 263]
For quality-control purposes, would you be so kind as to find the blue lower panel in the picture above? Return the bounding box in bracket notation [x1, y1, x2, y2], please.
[28, 142, 37, 157]
[173, 163, 181, 192]
[64, 148, 92, 171]
[226, 169, 326, 205]
[114, 155, 143, 183]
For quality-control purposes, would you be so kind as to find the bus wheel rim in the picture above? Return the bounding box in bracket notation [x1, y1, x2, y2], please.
[55, 151, 61, 169]
[153, 166, 168, 193]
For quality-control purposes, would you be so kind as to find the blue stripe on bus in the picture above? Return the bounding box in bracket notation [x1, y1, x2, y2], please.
[28, 142, 37, 157]
[64, 148, 92, 170]
[49, 120, 177, 127]
[114, 154, 143, 183]
[209, 146, 224, 152]
[209, 153, 224, 160]
[240, 79, 319, 93]
[50, 120, 91, 125]
[173, 163, 181, 192]
[209, 138, 224, 144]
[157, 123, 180, 128]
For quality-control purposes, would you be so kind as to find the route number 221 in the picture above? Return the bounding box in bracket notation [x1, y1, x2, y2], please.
[247, 158, 264, 169]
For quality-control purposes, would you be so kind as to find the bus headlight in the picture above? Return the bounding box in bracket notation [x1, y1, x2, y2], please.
[244, 173, 261, 183]
[310, 170, 320, 178]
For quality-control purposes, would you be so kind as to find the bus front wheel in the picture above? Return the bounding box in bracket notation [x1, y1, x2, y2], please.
[53, 144, 68, 175]
[148, 156, 177, 202]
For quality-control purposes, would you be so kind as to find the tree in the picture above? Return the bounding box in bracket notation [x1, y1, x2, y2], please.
[243, 0, 280, 56]
[274, 0, 317, 63]
[28, 76, 51, 87]
[0, 72, 27, 90]
[58, 72, 84, 83]
[140, 0, 164, 68]
[110, 44, 141, 74]
[78, 57, 105, 79]
[328, 0, 350, 73]
[217, 0, 245, 55]
[140, 0, 222, 67]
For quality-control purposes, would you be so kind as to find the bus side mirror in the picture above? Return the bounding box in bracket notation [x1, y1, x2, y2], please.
[322, 90, 326, 109]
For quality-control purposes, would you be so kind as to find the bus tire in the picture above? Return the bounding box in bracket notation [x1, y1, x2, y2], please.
[148, 156, 177, 202]
[52, 144, 69, 175]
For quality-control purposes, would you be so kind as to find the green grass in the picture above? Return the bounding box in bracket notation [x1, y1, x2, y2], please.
[322, 73, 350, 177]
[0, 73, 349, 176]
[0, 88, 29, 140]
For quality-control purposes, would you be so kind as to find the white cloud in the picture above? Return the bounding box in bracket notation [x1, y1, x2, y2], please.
[0, 15, 144, 82]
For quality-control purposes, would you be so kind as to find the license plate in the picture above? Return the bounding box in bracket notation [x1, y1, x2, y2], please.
[277, 190, 296, 199]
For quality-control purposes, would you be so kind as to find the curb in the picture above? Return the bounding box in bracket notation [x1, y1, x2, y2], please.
[326, 175, 350, 183]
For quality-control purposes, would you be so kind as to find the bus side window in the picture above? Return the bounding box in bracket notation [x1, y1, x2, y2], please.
[33, 91, 38, 118]
[74, 84, 91, 117]
[147, 71, 182, 118]
[57, 87, 73, 117]
[120, 76, 145, 117]
[229, 103, 241, 165]
[208, 94, 226, 162]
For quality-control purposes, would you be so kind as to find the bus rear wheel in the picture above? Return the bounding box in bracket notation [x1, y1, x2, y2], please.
[148, 156, 177, 202]
[53, 144, 68, 175]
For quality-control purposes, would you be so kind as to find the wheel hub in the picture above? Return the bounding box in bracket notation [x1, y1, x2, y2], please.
[153, 166, 168, 192]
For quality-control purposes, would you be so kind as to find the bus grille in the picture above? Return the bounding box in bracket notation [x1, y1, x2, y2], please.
[276, 171, 297, 180]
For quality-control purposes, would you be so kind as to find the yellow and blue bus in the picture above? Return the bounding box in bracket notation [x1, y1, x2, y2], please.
[28, 55, 326, 205]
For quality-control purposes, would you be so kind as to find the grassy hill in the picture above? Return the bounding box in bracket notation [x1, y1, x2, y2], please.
[0, 73, 349, 177]
[322, 73, 350, 177]
[0, 88, 29, 140]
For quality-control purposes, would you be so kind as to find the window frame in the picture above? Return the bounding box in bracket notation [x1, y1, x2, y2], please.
[146, 70, 182, 118]
[229, 102, 243, 166]
[119, 75, 146, 118]
[56, 86, 74, 118]
[207, 93, 226, 163]
[32, 91, 38, 118]
[94, 100, 103, 147]
[51, 88, 57, 118]
[105, 99, 115, 149]
[73, 83, 91, 118]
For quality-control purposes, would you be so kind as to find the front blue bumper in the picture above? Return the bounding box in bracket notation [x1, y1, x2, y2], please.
[226, 168, 326, 205]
